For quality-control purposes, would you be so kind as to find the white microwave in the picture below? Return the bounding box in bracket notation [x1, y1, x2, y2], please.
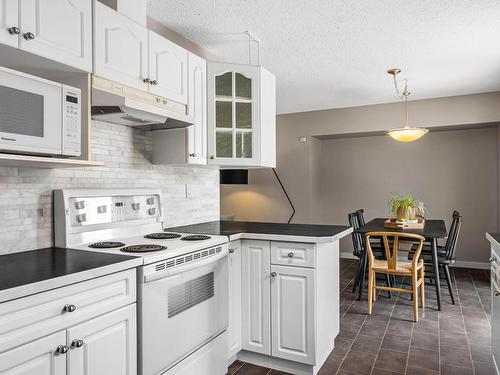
[0, 66, 81, 157]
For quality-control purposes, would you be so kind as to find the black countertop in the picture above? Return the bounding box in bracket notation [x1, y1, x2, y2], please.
[167, 220, 351, 239]
[0, 247, 137, 294]
[487, 233, 500, 245]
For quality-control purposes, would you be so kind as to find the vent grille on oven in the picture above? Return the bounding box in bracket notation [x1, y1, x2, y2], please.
[153, 246, 222, 273]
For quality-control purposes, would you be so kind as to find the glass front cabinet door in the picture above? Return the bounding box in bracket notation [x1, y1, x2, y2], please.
[207, 62, 276, 167]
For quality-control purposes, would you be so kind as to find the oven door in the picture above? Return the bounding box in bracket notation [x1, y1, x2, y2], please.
[0, 67, 63, 156]
[139, 251, 228, 375]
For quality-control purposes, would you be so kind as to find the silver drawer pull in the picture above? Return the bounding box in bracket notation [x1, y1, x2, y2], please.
[229, 248, 235, 254]
[271, 272, 277, 277]
[287, 252, 294, 258]
[55, 345, 69, 354]
[63, 304, 77, 312]
[71, 339, 84, 348]
[495, 291, 500, 297]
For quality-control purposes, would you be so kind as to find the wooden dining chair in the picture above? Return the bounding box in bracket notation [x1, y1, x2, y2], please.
[366, 231, 425, 322]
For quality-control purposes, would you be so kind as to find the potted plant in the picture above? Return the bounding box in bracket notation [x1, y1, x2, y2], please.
[390, 193, 420, 221]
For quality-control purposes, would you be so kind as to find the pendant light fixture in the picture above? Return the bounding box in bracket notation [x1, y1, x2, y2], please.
[386, 69, 428, 142]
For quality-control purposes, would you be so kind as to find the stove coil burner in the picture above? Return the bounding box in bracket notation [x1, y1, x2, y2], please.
[120, 244, 167, 253]
[88, 241, 126, 249]
[181, 235, 211, 241]
[144, 233, 182, 240]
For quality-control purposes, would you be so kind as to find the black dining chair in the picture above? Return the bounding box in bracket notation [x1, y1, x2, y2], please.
[408, 211, 462, 304]
[348, 211, 392, 299]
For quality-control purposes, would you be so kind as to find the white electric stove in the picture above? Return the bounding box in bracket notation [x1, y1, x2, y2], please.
[54, 189, 229, 375]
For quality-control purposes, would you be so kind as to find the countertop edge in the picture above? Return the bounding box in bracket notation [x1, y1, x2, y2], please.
[486, 232, 500, 247]
[227, 227, 353, 243]
[0, 257, 142, 304]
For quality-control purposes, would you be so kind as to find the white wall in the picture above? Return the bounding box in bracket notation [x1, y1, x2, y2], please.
[0, 121, 220, 255]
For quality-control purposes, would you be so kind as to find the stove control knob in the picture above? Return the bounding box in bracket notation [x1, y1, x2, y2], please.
[147, 197, 155, 205]
[148, 208, 156, 216]
[132, 202, 141, 211]
[76, 214, 87, 223]
[75, 200, 85, 209]
[97, 205, 107, 214]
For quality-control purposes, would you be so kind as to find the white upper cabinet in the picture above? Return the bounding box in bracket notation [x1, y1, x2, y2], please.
[93, 1, 148, 91]
[0, 0, 92, 71]
[187, 52, 207, 164]
[0, 0, 18, 48]
[19, 0, 92, 72]
[149, 31, 188, 104]
[207, 62, 276, 168]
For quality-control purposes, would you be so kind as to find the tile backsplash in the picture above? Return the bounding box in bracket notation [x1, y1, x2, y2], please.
[0, 121, 220, 254]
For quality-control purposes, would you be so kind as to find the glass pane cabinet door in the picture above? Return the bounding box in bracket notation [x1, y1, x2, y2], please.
[213, 69, 254, 161]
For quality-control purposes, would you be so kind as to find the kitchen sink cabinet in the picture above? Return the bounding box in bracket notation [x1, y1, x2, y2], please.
[237, 239, 340, 375]
[0, 270, 137, 375]
[0, 0, 92, 72]
[207, 62, 276, 168]
[228, 240, 242, 361]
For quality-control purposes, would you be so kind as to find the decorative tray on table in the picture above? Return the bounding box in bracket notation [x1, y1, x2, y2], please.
[384, 217, 425, 229]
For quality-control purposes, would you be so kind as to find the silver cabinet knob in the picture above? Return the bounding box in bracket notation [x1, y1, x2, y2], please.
[8, 26, 20, 35]
[55, 345, 69, 354]
[271, 272, 277, 277]
[71, 339, 84, 348]
[229, 248, 235, 254]
[143, 78, 151, 83]
[23, 32, 35, 40]
[63, 304, 77, 312]
[490, 257, 497, 263]
[209, 155, 215, 159]
[288, 252, 294, 258]
[495, 291, 500, 297]
[151, 80, 158, 85]
[189, 153, 196, 157]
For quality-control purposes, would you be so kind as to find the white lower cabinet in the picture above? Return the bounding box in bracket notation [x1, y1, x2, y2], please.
[0, 270, 137, 375]
[228, 240, 242, 360]
[0, 331, 67, 375]
[68, 305, 136, 375]
[271, 265, 315, 365]
[241, 240, 271, 355]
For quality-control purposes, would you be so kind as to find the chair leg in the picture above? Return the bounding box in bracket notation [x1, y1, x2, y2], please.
[367, 269, 373, 315]
[373, 273, 377, 302]
[412, 273, 419, 322]
[443, 264, 455, 305]
[357, 254, 368, 301]
[385, 274, 392, 298]
[420, 266, 425, 309]
[352, 258, 363, 293]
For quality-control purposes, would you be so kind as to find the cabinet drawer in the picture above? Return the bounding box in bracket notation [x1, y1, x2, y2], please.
[271, 242, 316, 268]
[0, 269, 136, 352]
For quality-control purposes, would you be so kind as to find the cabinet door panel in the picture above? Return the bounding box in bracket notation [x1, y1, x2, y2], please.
[93, 2, 148, 90]
[0, 0, 18, 47]
[271, 265, 316, 365]
[20, 0, 92, 71]
[68, 304, 136, 375]
[0, 331, 66, 375]
[187, 52, 207, 164]
[241, 240, 270, 355]
[228, 240, 242, 359]
[149, 31, 188, 104]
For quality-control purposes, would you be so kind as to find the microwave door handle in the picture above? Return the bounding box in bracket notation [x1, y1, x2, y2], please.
[142, 249, 228, 283]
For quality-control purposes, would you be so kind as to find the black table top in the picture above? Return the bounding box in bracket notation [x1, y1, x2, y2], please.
[0, 247, 137, 292]
[167, 220, 350, 238]
[354, 218, 448, 238]
[487, 233, 500, 245]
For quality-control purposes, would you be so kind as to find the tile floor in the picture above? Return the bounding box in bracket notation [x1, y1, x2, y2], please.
[227, 259, 495, 375]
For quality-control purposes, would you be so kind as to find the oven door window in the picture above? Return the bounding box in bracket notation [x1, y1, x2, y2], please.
[0, 85, 44, 137]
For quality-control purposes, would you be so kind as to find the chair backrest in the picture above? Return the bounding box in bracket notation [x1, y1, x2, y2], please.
[445, 213, 462, 261]
[356, 209, 366, 226]
[365, 231, 425, 270]
[348, 212, 364, 257]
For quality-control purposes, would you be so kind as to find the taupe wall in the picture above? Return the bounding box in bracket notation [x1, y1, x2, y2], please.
[221, 92, 500, 265]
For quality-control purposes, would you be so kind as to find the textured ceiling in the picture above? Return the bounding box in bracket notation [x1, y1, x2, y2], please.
[147, 0, 500, 114]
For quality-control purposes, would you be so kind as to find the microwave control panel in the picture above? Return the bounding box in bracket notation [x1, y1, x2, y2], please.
[62, 85, 81, 157]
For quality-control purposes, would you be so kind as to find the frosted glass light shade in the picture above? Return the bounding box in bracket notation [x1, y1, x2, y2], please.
[386, 127, 429, 142]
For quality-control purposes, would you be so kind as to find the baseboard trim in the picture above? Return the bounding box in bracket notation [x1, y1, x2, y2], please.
[340, 251, 489, 270]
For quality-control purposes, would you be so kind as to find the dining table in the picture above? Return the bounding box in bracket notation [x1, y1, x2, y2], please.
[354, 217, 448, 311]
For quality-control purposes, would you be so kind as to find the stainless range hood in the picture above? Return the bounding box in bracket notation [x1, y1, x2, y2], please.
[91, 76, 194, 129]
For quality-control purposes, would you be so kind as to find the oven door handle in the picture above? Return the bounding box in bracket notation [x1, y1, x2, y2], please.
[142, 248, 228, 283]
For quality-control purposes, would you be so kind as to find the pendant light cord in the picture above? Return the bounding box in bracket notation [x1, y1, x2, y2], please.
[272, 168, 295, 224]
